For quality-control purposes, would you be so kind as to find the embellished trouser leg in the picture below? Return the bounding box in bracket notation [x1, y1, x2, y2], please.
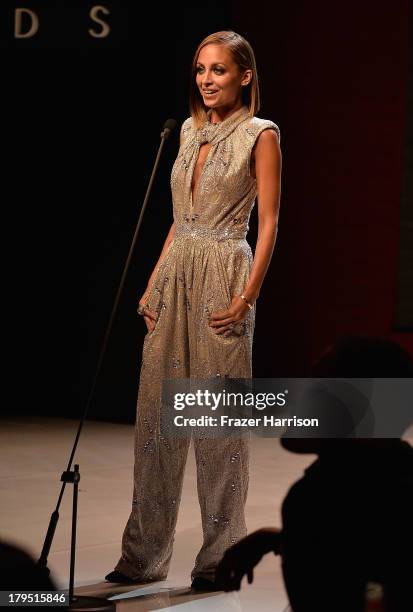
[187, 261, 253, 580]
[190, 435, 250, 581]
[115, 423, 190, 580]
[115, 282, 191, 580]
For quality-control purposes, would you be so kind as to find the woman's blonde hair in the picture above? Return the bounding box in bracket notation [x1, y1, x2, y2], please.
[189, 31, 260, 129]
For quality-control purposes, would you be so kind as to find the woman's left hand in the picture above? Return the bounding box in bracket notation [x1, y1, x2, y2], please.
[209, 295, 251, 334]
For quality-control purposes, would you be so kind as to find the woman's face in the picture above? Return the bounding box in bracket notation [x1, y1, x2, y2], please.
[195, 44, 251, 113]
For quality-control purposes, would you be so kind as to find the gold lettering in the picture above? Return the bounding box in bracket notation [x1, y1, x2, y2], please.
[89, 5, 110, 38]
[15, 8, 39, 39]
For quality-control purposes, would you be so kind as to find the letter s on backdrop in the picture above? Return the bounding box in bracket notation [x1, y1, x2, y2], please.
[89, 5, 110, 38]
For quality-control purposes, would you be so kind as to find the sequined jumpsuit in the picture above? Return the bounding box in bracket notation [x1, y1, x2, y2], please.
[115, 105, 280, 581]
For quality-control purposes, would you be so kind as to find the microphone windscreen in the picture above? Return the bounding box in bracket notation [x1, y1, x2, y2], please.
[164, 118, 178, 132]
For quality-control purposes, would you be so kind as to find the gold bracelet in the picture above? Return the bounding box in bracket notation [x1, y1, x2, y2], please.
[240, 294, 253, 309]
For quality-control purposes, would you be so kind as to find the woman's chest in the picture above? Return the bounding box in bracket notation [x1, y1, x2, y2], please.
[171, 136, 254, 201]
[191, 141, 256, 184]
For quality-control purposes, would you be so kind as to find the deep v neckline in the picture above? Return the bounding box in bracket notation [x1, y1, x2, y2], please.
[188, 105, 250, 211]
[190, 142, 214, 208]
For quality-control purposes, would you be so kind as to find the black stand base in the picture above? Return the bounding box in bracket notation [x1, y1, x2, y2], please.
[68, 595, 115, 611]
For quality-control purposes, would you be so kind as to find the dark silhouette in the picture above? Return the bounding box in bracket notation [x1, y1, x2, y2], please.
[216, 336, 413, 611]
[0, 540, 56, 590]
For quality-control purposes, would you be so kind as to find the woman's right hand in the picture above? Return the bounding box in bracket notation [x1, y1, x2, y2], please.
[138, 291, 158, 333]
[143, 306, 158, 333]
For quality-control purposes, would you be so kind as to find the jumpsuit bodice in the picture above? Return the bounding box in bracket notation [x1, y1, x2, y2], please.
[144, 104, 280, 350]
[170, 105, 280, 242]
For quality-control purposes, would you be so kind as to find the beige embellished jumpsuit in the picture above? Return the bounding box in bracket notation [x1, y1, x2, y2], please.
[115, 105, 280, 581]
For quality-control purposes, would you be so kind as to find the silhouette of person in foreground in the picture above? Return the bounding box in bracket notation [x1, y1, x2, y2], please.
[216, 336, 413, 611]
[0, 540, 56, 590]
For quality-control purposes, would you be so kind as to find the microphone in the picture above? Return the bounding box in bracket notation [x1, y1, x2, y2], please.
[161, 118, 178, 140]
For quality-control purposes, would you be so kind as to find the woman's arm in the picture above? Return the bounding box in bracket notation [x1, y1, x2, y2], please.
[140, 117, 185, 304]
[139, 221, 176, 306]
[209, 128, 281, 334]
[242, 128, 282, 303]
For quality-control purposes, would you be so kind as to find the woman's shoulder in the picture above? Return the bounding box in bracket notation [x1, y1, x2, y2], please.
[179, 114, 281, 144]
[179, 117, 193, 146]
[181, 116, 193, 135]
[244, 115, 281, 143]
[181, 116, 193, 129]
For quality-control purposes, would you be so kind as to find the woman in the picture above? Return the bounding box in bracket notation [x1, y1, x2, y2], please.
[106, 30, 282, 590]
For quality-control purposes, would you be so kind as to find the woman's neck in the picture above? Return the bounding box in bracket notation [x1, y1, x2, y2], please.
[209, 101, 244, 125]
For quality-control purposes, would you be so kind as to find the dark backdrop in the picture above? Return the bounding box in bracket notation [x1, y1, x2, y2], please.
[2, 0, 411, 422]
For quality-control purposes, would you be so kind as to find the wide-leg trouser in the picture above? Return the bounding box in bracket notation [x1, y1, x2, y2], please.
[115, 430, 249, 581]
[114, 236, 255, 581]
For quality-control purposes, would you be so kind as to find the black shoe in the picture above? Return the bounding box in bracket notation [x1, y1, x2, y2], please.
[191, 577, 223, 591]
[104, 570, 136, 584]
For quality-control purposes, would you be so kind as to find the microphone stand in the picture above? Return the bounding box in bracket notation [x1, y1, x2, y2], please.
[37, 119, 177, 610]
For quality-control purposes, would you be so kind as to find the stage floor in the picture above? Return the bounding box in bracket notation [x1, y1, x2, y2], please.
[2, 417, 411, 611]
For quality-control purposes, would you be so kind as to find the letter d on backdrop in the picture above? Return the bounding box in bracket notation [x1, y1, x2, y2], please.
[15, 8, 39, 39]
